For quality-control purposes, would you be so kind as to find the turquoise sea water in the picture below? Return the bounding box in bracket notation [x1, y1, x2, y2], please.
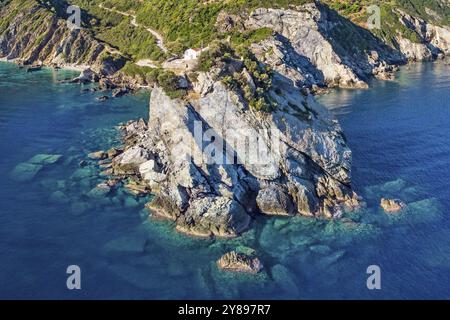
[0, 60, 449, 299]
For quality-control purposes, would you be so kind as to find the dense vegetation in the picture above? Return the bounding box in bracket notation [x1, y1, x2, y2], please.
[134, 0, 310, 53]
[325, 0, 450, 45]
[95, 19, 165, 61]
[0, 0, 37, 35]
[121, 62, 186, 99]
[101, 0, 141, 13]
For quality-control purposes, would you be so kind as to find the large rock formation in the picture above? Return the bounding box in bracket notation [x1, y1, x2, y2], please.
[245, 3, 405, 89]
[112, 59, 361, 237]
[395, 9, 450, 61]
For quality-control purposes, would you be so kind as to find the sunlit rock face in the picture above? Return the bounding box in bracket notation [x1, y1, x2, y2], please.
[245, 3, 405, 89]
[114, 60, 360, 237]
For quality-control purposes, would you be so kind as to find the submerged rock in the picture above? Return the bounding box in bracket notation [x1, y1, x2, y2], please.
[87, 183, 111, 198]
[124, 196, 140, 208]
[49, 191, 70, 204]
[11, 154, 63, 182]
[309, 244, 332, 255]
[317, 250, 346, 269]
[217, 251, 263, 274]
[11, 162, 43, 182]
[71, 167, 96, 180]
[235, 246, 257, 256]
[103, 233, 148, 254]
[70, 201, 91, 215]
[271, 264, 300, 297]
[387, 198, 443, 225]
[28, 154, 62, 165]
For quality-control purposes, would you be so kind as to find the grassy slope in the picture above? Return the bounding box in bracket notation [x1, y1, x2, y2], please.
[0, 0, 37, 35]
[325, 0, 450, 45]
[134, 0, 311, 53]
[66, 0, 166, 61]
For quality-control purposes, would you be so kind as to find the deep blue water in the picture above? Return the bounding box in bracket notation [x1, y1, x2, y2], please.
[0, 60, 449, 299]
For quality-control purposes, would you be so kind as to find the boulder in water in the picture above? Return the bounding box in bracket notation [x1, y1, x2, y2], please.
[112, 87, 129, 98]
[96, 95, 109, 102]
[87, 183, 111, 198]
[217, 251, 263, 274]
[88, 150, 107, 160]
[28, 154, 62, 165]
[381, 198, 406, 213]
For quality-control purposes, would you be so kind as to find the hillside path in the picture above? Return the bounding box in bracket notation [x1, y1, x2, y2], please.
[98, 3, 168, 53]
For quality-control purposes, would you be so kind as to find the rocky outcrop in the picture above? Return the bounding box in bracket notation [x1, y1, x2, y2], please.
[246, 3, 405, 89]
[72, 68, 99, 83]
[395, 9, 450, 61]
[217, 251, 263, 274]
[110, 56, 361, 237]
[381, 198, 406, 213]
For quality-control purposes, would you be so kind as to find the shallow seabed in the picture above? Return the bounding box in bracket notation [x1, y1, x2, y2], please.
[0, 60, 449, 299]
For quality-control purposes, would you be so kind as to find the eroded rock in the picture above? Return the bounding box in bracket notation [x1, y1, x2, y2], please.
[217, 251, 263, 274]
[381, 198, 406, 213]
